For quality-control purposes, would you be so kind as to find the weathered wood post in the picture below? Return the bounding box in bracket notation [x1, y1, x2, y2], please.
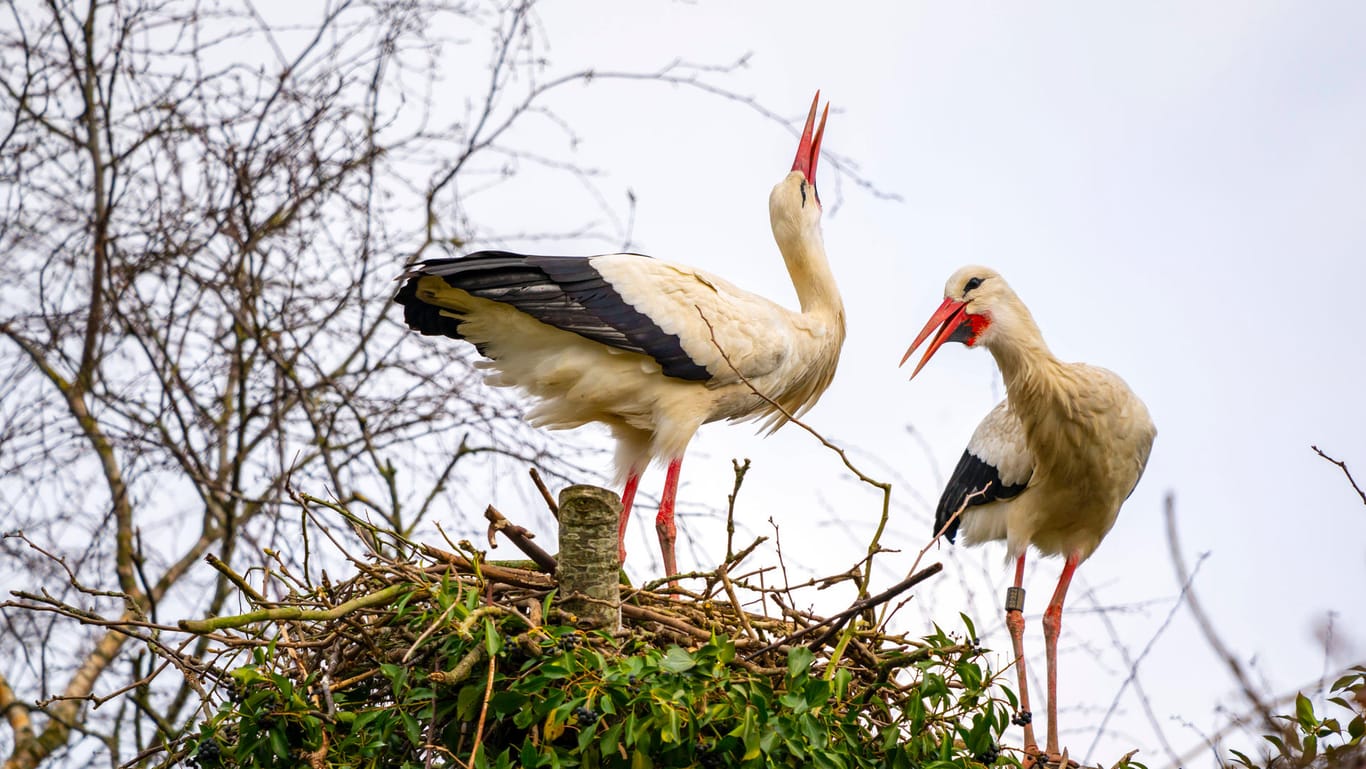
[555, 484, 621, 632]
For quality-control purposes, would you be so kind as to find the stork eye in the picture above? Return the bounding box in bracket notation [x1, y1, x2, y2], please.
[964, 277, 984, 293]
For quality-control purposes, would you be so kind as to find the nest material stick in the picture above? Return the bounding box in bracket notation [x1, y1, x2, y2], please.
[484, 505, 558, 572]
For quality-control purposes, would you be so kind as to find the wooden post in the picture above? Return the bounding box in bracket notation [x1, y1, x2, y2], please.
[555, 484, 621, 632]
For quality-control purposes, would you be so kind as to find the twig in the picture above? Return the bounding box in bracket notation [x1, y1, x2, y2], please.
[529, 467, 560, 519]
[1164, 492, 1277, 731]
[806, 563, 945, 652]
[693, 309, 894, 601]
[419, 545, 556, 589]
[1311, 445, 1366, 505]
[205, 554, 268, 604]
[483, 505, 558, 573]
[178, 583, 412, 633]
[725, 459, 751, 562]
[742, 562, 944, 660]
[1083, 552, 1209, 764]
[469, 650, 497, 765]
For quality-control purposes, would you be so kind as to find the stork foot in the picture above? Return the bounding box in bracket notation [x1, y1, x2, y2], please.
[1019, 748, 1079, 769]
[1044, 748, 1077, 769]
[1021, 749, 1076, 769]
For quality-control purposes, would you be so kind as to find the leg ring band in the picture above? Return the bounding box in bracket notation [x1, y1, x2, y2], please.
[1005, 586, 1026, 613]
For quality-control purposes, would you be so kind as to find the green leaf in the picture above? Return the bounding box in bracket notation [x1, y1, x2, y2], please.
[1330, 672, 1363, 692]
[660, 646, 696, 674]
[739, 708, 761, 760]
[401, 711, 422, 746]
[787, 647, 815, 680]
[379, 662, 407, 690]
[1295, 692, 1317, 731]
[832, 667, 852, 701]
[661, 706, 680, 743]
[269, 727, 290, 759]
[600, 721, 624, 755]
[484, 616, 504, 656]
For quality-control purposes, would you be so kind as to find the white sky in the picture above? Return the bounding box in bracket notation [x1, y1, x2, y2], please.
[447, 2, 1366, 766]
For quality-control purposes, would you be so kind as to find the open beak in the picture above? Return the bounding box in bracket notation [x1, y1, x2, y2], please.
[900, 297, 970, 378]
[791, 91, 829, 186]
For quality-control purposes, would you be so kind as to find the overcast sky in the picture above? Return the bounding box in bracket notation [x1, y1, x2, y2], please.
[449, 3, 1366, 765]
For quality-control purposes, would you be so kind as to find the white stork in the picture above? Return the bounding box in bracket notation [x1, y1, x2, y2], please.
[902, 266, 1155, 764]
[395, 93, 845, 582]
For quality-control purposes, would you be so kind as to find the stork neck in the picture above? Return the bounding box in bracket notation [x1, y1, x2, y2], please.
[986, 314, 1064, 413]
[779, 226, 844, 319]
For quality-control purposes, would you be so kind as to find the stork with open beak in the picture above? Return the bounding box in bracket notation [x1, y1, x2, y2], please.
[902, 266, 1155, 764]
[395, 93, 845, 583]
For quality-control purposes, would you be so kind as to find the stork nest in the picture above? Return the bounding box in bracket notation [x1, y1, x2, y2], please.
[174, 495, 1012, 769]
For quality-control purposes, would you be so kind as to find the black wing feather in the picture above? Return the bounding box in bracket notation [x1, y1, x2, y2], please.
[933, 450, 1029, 543]
[394, 250, 711, 381]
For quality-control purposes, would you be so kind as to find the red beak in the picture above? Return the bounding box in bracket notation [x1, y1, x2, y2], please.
[791, 91, 829, 186]
[900, 297, 970, 378]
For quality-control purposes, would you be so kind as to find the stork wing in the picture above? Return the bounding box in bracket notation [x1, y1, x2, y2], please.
[935, 400, 1033, 543]
[397, 251, 716, 381]
[587, 253, 804, 386]
[397, 251, 801, 384]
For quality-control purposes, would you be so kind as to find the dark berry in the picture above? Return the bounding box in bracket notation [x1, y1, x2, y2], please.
[1011, 710, 1032, 726]
[192, 739, 222, 767]
[974, 743, 1000, 764]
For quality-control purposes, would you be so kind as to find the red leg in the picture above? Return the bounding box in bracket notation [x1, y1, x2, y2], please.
[1006, 554, 1040, 763]
[617, 472, 642, 565]
[1042, 554, 1080, 761]
[655, 457, 682, 584]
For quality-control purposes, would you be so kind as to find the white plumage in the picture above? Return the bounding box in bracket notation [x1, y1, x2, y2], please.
[396, 93, 845, 582]
[903, 265, 1155, 764]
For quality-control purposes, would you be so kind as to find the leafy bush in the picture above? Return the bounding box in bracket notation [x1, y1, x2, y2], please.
[1229, 666, 1365, 769]
[186, 581, 1013, 769]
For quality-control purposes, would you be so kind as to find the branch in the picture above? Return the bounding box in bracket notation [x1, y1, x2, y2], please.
[484, 505, 558, 573]
[1312, 445, 1366, 505]
[1165, 492, 1277, 731]
[693, 308, 893, 601]
[178, 583, 412, 634]
[742, 562, 944, 660]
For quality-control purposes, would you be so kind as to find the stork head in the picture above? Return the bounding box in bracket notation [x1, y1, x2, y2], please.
[769, 92, 828, 244]
[901, 266, 1022, 377]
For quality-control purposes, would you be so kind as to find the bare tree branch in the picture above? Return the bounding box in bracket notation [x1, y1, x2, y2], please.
[1312, 445, 1366, 506]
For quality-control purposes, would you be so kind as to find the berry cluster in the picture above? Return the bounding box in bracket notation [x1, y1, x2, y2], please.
[573, 706, 598, 726]
[187, 738, 222, 767]
[973, 742, 1000, 765]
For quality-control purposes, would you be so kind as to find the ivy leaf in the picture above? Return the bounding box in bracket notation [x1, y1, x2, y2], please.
[660, 646, 696, 674]
[787, 647, 815, 680]
[484, 616, 504, 656]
